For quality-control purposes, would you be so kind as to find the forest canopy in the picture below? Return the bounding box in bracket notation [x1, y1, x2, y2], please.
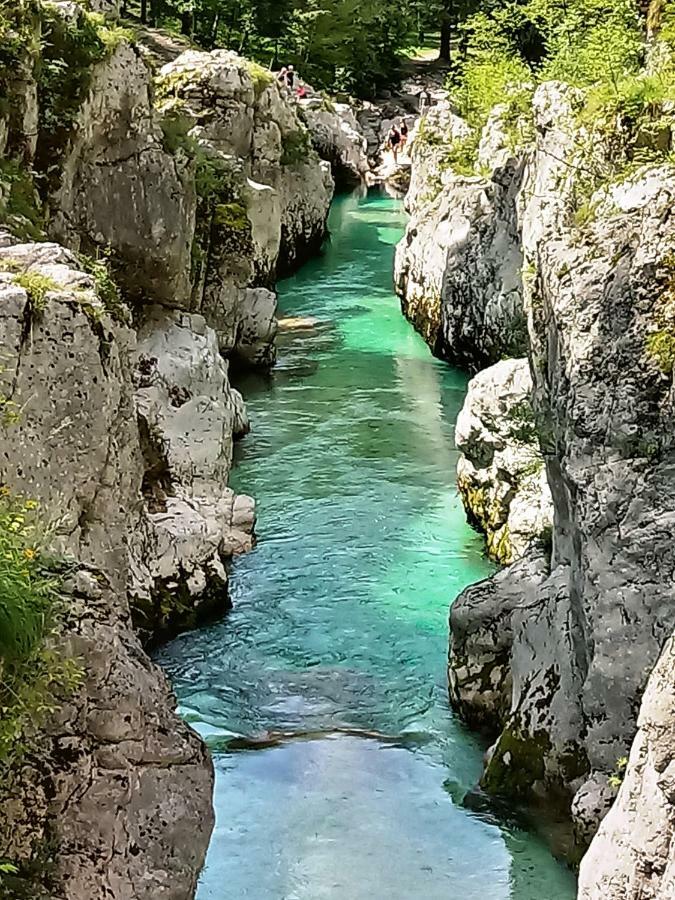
[120, 1, 667, 98]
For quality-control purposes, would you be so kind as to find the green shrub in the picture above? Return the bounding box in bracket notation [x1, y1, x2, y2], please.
[0, 0, 39, 101]
[507, 399, 539, 445]
[535, 0, 643, 90]
[214, 201, 249, 230]
[646, 329, 675, 372]
[36, 3, 133, 188]
[608, 755, 629, 788]
[0, 159, 44, 241]
[77, 251, 129, 325]
[245, 59, 274, 97]
[450, 14, 533, 128]
[13, 271, 59, 312]
[0, 493, 80, 768]
[160, 110, 196, 156]
[280, 129, 313, 166]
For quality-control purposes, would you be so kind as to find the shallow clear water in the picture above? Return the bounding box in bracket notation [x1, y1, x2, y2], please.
[158, 191, 577, 900]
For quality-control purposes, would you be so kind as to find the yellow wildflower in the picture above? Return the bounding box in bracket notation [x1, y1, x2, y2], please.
[23, 547, 36, 560]
[24, 500, 38, 510]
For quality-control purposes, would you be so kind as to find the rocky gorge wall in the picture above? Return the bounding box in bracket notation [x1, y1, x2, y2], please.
[0, 1, 369, 895]
[398, 65, 675, 886]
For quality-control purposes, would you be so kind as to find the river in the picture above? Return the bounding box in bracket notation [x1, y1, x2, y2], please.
[157, 190, 577, 900]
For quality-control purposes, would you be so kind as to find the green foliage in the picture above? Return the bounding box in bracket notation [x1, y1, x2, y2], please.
[86, 12, 137, 54]
[0, 0, 39, 102]
[159, 109, 196, 155]
[646, 329, 675, 373]
[38, 5, 107, 133]
[450, 12, 533, 127]
[13, 271, 59, 313]
[194, 152, 237, 199]
[213, 201, 249, 230]
[77, 251, 130, 325]
[0, 160, 44, 241]
[36, 3, 134, 186]
[608, 755, 629, 788]
[0, 493, 80, 769]
[415, 116, 481, 177]
[507, 398, 539, 444]
[131, 0, 416, 97]
[245, 59, 274, 96]
[531, 0, 643, 89]
[280, 129, 313, 166]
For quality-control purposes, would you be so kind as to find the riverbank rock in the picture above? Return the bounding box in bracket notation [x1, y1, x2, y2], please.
[578, 632, 675, 899]
[394, 102, 527, 372]
[156, 49, 333, 273]
[31, 5, 333, 364]
[132, 306, 255, 640]
[447, 80, 675, 863]
[455, 358, 552, 564]
[0, 236, 214, 895]
[299, 96, 369, 186]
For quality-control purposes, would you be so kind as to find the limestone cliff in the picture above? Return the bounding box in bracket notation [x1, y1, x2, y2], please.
[578, 633, 675, 899]
[0, 234, 214, 897]
[408, 78, 675, 866]
[394, 101, 528, 372]
[455, 358, 553, 564]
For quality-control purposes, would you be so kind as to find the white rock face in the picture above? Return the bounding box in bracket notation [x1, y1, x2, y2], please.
[448, 80, 675, 865]
[395, 102, 527, 372]
[578, 633, 675, 900]
[0, 236, 214, 897]
[131, 306, 255, 636]
[158, 49, 334, 276]
[44, 15, 334, 365]
[51, 39, 198, 309]
[300, 97, 369, 185]
[455, 359, 553, 564]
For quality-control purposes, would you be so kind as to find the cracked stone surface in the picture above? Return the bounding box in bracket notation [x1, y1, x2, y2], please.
[44, 16, 336, 365]
[578, 633, 675, 900]
[445, 82, 675, 862]
[394, 101, 528, 372]
[0, 237, 215, 897]
[455, 358, 553, 564]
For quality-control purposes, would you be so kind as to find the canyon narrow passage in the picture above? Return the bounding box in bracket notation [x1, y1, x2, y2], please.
[158, 191, 577, 900]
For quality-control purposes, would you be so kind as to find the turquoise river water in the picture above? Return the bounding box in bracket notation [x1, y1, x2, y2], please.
[158, 191, 577, 900]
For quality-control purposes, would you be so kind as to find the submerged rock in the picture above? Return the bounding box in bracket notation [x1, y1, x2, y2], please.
[455, 358, 552, 564]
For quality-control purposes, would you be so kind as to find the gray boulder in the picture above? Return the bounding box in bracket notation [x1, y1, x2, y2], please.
[455, 358, 553, 564]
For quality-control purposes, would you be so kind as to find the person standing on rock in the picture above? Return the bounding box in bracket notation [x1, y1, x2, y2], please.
[419, 88, 431, 114]
[277, 66, 288, 88]
[287, 65, 296, 89]
[400, 120, 409, 152]
[388, 124, 402, 162]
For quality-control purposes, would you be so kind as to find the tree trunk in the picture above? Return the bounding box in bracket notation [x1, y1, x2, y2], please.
[181, 9, 193, 36]
[646, 0, 665, 35]
[140, 0, 147, 25]
[439, 6, 452, 62]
